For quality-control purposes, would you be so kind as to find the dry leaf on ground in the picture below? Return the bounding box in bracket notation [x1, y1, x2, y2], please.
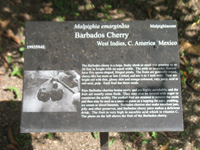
[160, 143, 169, 150]
[192, 20, 200, 26]
[187, 77, 200, 92]
[166, 132, 178, 138]
[0, 71, 4, 75]
[0, 19, 10, 36]
[158, 132, 167, 137]
[7, 144, 17, 150]
[147, 7, 152, 19]
[181, 42, 200, 56]
[0, 19, 10, 29]
[8, 127, 19, 146]
[4, 29, 21, 45]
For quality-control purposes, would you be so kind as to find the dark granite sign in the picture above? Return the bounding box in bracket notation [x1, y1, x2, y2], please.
[21, 21, 184, 132]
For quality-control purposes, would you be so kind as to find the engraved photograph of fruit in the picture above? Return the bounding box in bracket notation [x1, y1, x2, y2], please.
[22, 70, 80, 112]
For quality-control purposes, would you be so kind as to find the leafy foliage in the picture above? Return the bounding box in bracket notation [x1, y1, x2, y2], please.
[57, 16, 65, 22]
[125, 145, 130, 150]
[54, 0, 78, 16]
[180, 70, 187, 86]
[180, 129, 187, 138]
[92, 132, 98, 139]
[47, 133, 53, 139]
[9, 100, 15, 108]
[152, 131, 158, 139]
[15, 134, 32, 146]
[141, 139, 151, 144]
[54, 0, 68, 15]
[185, 66, 193, 74]
[194, 16, 200, 22]
[7, 56, 12, 64]
[7, 86, 20, 99]
[169, 146, 177, 150]
[135, 132, 143, 137]
[19, 47, 25, 52]
[109, 137, 115, 146]
[42, 14, 53, 21]
[11, 65, 23, 77]
[21, 39, 25, 45]
[100, 3, 113, 21]
[121, 133, 128, 140]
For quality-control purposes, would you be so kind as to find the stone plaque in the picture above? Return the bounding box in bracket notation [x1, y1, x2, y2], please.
[21, 21, 183, 132]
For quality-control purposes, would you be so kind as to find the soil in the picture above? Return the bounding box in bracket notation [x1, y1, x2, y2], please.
[0, 0, 200, 149]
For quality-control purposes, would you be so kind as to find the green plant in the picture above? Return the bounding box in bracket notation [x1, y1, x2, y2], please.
[180, 70, 186, 86]
[142, 139, 151, 144]
[105, 14, 111, 21]
[101, 4, 112, 21]
[56, 16, 65, 22]
[9, 100, 15, 108]
[11, 65, 23, 77]
[21, 39, 25, 45]
[7, 56, 12, 64]
[162, 141, 167, 145]
[74, 12, 80, 17]
[54, 0, 68, 15]
[106, 4, 112, 9]
[47, 133, 53, 139]
[192, 76, 200, 85]
[19, 47, 25, 52]
[109, 137, 115, 146]
[0, 47, 2, 52]
[15, 134, 32, 146]
[135, 132, 143, 137]
[92, 132, 98, 139]
[194, 147, 198, 150]
[194, 16, 200, 22]
[130, 136, 135, 140]
[42, 14, 53, 21]
[69, 2, 78, 16]
[167, 8, 173, 15]
[169, 146, 177, 150]
[20, 21, 25, 28]
[180, 50, 184, 56]
[19, 31, 24, 37]
[192, 125, 198, 130]
[7, 86, 20, 99]
[128, 0, 135, 4]
[185, 66, 193, 74]
[180, 129, 187, 137]
[166, 0, 171, 4]
[125, 145, 130, 150]
[54, 0, 79, 16]
[121, 133, 128, 140]
[152, 131, 157, 139]
[118, 10, 124, 14]
[86, 3, 95, 11]
[86, 4, 91, 10]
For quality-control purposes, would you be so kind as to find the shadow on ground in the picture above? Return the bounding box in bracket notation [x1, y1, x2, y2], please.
[0, 101, 33, 150]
